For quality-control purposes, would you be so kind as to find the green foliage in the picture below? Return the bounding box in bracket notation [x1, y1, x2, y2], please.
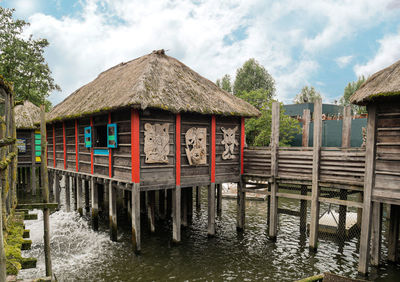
[0, 7, 60, 108]
[233, 58, 275, 99]
[339, 76, 367, 115]
[236, 89, 271, 111]
[293, 86, 322, 104]
[4, 215, 24, 275]
[216, 74, 232, 93]
[245, 100, 301, 147]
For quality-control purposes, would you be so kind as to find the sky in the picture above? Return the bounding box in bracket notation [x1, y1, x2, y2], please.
[2, 0, 400, 106]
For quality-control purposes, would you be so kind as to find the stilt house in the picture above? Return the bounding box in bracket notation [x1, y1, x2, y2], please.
[46, 50, 259, 249]
[350, 59, 400, 274]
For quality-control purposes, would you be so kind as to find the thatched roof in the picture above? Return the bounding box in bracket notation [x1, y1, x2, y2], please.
[350, 59, 400, 105]
[15, 100, 40, 129]
[48, 50, 260, 122]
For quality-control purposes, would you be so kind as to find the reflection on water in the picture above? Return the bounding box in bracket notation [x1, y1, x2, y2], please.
[18, 193, 400, 281]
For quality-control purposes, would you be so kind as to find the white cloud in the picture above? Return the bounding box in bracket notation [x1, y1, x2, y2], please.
[336, 55, 353, 68]
[13, 0, 42, 17]
[19, 0, 400, 105]
[354, 29, 400, 77]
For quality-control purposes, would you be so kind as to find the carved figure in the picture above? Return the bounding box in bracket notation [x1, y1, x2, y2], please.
[144, 123, 170, 163]
[221, 126, 238, 160]
[185, 127, 207, 165]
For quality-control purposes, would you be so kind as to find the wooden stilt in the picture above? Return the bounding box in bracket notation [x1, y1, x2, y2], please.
[159, 189, 166, 220]
[55, 172, 60, 205]
[300, 185, 307, 233]
[91, 177, 99, 231]
[309, 99, 322, 251]
[371, 202, 382, 266]
[181, 188, 188, 227]
[72, 176, 77, 211]
[172, 186, 181, 242]
[141, 191, 146, 214]
[27, 167, 32, 195]
[65, 175, 70, 212]
[31, 165, 37, 196]
[109, 181, 117, 241]
[388, 204, 400, 263]
[208, 183, 216, 236]
[217, 184, 222, 217]
[77, 176, 83, 216]
[196, 186, 201, 211]
[167, 189, 172, 219]
[237, 180, 245, 231]
[338, 189, 348, 238]
[187, 187, 193, 225]
[84, 180, 90, 213]
[147, 190, 155, 233]
[131, 183, 141, 252]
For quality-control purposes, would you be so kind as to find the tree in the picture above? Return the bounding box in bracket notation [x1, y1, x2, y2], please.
[0, 7, 60, 108]
[293, 86, 322, 104]
[233, 58, 275, 99]
[339, 76, 366, 115]
[216, 74, 232, 93]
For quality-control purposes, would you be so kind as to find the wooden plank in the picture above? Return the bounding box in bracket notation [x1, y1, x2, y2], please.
[91, 177, 99, 231]
[65, 175, 70, 212]
[172, 186, 181, 242]
[276, 192, 310, 201]
[309, 99, 322, 251]
[342, 106, 351, 148]
[318, 197, 363, 208]
[77, 176, 83, 216]
[358, 104, 377, 275]
[269, 102, 279, 240]
[370, 202, 382, 266]
[131, 183, 141, 252]
[237, 179, 245, 230]
[241, 117, 245, 174]
[302, 109, 310, 147]
[208, 183, 216, 236]
[109, 180, 117, 241]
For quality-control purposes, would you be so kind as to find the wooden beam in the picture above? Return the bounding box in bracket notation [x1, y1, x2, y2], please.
[237, 180, 245, 231]
[370, 202, 382, 266]
[84, 179, 90, 213]
[147, 190, 155, 233]
[318, 197, 363, 208]
[208, 183, 216, 236]
[91, 177, 99, 231]
[240, 117, 245, 175]
[181, 188, 188, 227]
[269, 101, 279, 241]
[388, 204, 400, 263]
[196, 186, 201, 211]
[76, 176, 83, 215]
[309, 98, 322, 251]
[109, 180, 117, 241]
[131, 183, 141, 252]
[172, 186, 181, 242]
[211, 115, 216, 183]
[302, 109, 311, 147]
[65, 175, 70, 212]
[217, 184, 222, 217]
[342, 106, 352, 148]
[17, 203, 59, 210]
[358, 104, 377, 275]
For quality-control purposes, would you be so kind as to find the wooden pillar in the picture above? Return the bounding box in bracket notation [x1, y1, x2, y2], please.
[338, 106, 351, 238]
[65, 175, 70, 212]
[216, 184, 222, 217]
[84, 179, 90, 213]
[196, 186, 201, 211]
[388, 205, 400, 263]
[237, 180, 245, 230]
[91, 178, 99, 231]
[371, 202, 382, 266]
[181, 188, 188, 227]
[269, 101, 280, 241]
[26, 167, 32, 194]
[300, 109, 310, 233]
[31, 130, 37, 195]
[147, 190, 155, 233]
[309, 99, 322, 251]
[72, 176, 77, 211]
[358, 104, 377, 275]
[208, 183, 216, 236]
[77, 176, 83, 216]
[131, 183, 141, 252]
[167, 189, 172, 219]
[159, 189, 166, 220]
[55, 172, 60, 205]
[187, 187, 193, 225]
[172, 187, 181, 242]
[109, 180, 117, 241]
[300, 185, 308, 233]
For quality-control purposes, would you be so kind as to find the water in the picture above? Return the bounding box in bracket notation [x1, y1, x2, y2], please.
[18, 193, 400, 281]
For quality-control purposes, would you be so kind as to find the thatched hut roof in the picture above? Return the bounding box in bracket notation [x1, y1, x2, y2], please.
[15, 100, 40, 129]
[48, 50, 260, 122]
[350, 59, 400, 105]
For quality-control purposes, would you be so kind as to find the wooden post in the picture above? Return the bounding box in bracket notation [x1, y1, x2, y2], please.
[388, 204, 400, 263]
[217, 184, 222, 217]
[237, 180, 245, 231]
[0, 100, 6, 281]
[300, 109, 310, 233]
[55, 172, 60, 205]
[358, 104, 377, 275]
[338, 106, 351, 238]
[309, 99, 322, 251]
[40, 105, 52, 277]
[187, 187, 193, 225]
[147, 190, 155, 233]
[269, 101, 280, 241]
[109, 180, 117, 241]
[65, 175, 70, 212]
[72, 176, 77, 211]
[371, 202, 382, 266]
[77, 176, 83, 216]
[196, 186, 201, 211]
[159, 189, 166, 220]
[208, 183, 216, 236]
[172, 186, 181, 242]
[31, 131, 37, 196]
[91, 177, 99, 231]
[84, 179, 90, 213]
[181, 188, 188, 227]
[131, 183, 141, 252]
[167, 189, 172, 219]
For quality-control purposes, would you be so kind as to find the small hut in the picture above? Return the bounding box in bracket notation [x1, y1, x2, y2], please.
[46, 50, 259, 250]
[15, 100, 41, 195]
[350, 59, 400, 274]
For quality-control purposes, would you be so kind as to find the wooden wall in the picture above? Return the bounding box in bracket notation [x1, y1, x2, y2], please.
[47, 108, 243, 189]
[373, 101, 400, 204]
[16, 129, 33, 166]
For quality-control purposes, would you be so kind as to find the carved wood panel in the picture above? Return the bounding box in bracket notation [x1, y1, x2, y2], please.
[185, 127, 207, 165]
[144, 123, 170, 163]
[221, 126, 238, 160]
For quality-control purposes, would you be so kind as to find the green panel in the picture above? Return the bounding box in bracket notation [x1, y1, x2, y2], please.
[35, 151, 41, 157]
[35, 145, 41, 151]
[35, 139, 41, 145]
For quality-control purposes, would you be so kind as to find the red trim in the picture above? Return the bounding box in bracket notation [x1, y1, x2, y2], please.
[240, 117, 245, 175]
[63, 122, 66, 170]
[53, 125, 55, 168]
[75, 119, 78, 172]
[108, 112, 112, 178]
[176, 114, 181, 186]
[90, 117, 94, 174]
[131, 109, 140, 183]
[211, 116, 216, 183]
